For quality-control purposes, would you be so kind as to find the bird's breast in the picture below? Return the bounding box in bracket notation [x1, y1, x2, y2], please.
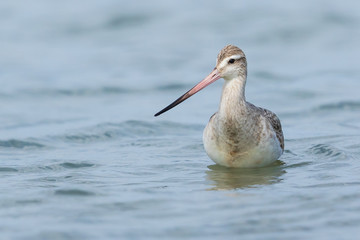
[203, 113, 280, 167]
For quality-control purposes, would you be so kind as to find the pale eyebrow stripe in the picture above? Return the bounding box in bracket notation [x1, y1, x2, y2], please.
[230, 54, 242, 60]
[218, 55, 242, 69]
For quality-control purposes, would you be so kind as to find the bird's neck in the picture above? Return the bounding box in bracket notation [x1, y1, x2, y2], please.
[218, 75, 247, 118]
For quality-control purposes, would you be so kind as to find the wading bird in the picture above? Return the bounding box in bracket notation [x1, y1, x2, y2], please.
[155, 45, 284, 168]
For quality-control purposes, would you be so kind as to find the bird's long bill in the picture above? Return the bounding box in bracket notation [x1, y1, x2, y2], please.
[154, 68, 221, 117]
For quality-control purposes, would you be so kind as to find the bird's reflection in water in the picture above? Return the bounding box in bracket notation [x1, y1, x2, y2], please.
[206, 160, 286, 190]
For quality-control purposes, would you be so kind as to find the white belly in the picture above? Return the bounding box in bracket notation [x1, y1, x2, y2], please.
[203, 118, 283, 168]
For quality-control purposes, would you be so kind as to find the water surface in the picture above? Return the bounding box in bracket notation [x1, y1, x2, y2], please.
[1, 0, 360, 239]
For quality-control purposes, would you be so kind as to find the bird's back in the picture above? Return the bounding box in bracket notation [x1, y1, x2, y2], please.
[247, 102, 284, 151]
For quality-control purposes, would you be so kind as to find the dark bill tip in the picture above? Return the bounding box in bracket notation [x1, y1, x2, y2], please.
[154, 68, 220, 117]
[154, 92, 189, 117]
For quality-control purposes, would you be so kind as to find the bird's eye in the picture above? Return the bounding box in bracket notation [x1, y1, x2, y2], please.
[228, 59, 235, 64]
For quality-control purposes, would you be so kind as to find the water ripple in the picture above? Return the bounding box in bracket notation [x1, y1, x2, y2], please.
[59, 162, 95, 169]
[316, 101, 360, 111]
[0, 167, 18, 172]
[24, 86, 130, 97]
[37, 161, 95, 172]
[308, 143, 347, 159]
[55, 189, 95, 196]
[0, 139, 46, 149]
[303, 182, 360, 189]
[59, 120, 202, 143]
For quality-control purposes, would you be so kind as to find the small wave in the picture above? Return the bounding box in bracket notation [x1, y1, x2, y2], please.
[35, 162, 95, 171]
[23, 86, 131, 97]
[284, 161, 312, 169]
[59, 162, 95, 169]
[308, 144, 347, 159]
[0, 167, 18, 172]
[59, 120, 202, 143]
[302, 182, 360, 189]
[316, 101, 360, 111]
[0, 139, 46, 149]
[55, 189, 95, 196]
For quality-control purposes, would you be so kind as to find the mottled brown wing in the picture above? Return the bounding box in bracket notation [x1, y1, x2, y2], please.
[258, 107, 284, 151]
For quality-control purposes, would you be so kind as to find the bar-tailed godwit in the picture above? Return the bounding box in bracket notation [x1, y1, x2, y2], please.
[155, 45, 284, 168]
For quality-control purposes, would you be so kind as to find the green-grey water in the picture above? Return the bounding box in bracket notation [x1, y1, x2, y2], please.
[1, 0, 360, 239]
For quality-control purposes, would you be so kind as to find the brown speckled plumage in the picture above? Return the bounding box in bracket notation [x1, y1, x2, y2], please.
[217, 45, 245, 64]
[248, 103, 284, 151]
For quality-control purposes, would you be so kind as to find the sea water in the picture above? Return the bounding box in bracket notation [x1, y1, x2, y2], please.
[1, 0, 360, 239]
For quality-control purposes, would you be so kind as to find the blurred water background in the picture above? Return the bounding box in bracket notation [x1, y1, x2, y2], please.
[1, 0, 360, 239]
